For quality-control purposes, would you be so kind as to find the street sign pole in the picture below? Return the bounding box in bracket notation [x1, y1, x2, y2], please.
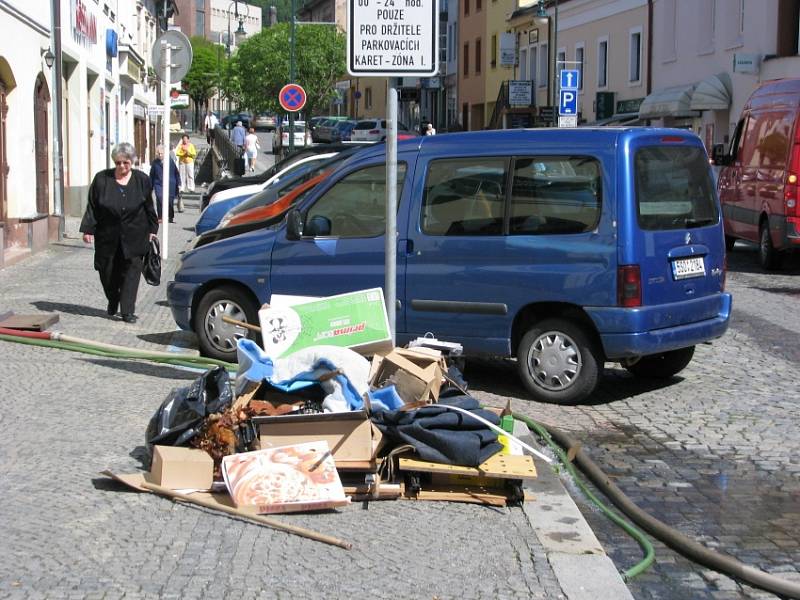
[289, 0, 296, 153]
[347, 0, 438, 338]
[385, 85, 398, 344]
[161, 40, 171, 260]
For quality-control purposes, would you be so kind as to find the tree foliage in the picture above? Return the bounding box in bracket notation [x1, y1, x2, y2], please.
[232, 23, 345, 118]
[183, 36, 227, 121]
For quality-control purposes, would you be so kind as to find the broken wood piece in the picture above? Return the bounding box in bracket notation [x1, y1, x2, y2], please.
[398, 453, 538, 481]
[221, 315, 262, 332]
[0, 312, 59, 331]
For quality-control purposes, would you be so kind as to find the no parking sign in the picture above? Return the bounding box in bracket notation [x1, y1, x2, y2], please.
[279, 83, 307, 112]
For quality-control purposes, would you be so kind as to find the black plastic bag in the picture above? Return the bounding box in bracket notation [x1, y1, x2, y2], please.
[145, 366, 233, 453]
[143, 237, 161, 286]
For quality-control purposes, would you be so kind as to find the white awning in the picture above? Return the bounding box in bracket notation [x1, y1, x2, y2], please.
[690, 72, 732, 110]
[638, 84, 698, 119]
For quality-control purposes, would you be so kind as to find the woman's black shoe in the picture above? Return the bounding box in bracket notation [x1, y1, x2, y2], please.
[121, 314, 138, 323]
[107, 302, 118, 316]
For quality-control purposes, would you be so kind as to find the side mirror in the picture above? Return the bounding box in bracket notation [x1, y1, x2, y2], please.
[711, 143, 730, 166]
[286, 209, 304, 240]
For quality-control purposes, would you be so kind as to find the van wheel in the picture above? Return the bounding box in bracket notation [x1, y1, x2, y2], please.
[517, 319, 601, 405]
[759, 222, 782, 270]
[624, 346, 695, 379]
[195, 285, 260, 362]
[725, 235, 736, 252]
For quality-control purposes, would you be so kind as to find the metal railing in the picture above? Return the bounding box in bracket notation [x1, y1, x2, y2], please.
[211, 125, 244, 177]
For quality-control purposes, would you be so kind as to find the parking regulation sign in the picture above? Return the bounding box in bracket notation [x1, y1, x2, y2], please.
[347, 0, 439, 77]
[559, 89, 578, 116]
[279, 83, 307, 112]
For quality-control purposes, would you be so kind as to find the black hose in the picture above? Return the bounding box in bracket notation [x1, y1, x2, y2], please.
[543, 424, 800, 599]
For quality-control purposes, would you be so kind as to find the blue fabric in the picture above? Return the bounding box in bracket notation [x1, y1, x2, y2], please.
[149, 158, 180, 200]
[366, 385, 405, 412]
[235, 339, 366, 410]
[371, 394, 502, 466]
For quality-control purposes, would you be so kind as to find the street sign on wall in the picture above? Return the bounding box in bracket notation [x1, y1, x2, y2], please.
[508, 80, 532, 106]
[347, 0, 439, 77]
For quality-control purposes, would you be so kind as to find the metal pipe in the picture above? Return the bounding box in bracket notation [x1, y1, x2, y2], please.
[51, 0, 64, 239]
[385, 85, 398, 344]
[289, 0, 296, 154]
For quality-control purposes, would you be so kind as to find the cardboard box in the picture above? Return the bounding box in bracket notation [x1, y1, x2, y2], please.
[368, 348, 446, 404]
[258, 288, 393, 358]
[253, 410, 383, 470]
[150, 446, 214, 490]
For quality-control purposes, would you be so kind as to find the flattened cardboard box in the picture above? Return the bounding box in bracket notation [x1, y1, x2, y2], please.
[150, 445, 214, 490]
[259, 288, 392, 358]
[253, 410, 383, 470]
[368, 347, 446, 404]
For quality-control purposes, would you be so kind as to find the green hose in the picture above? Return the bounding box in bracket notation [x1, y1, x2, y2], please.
[0, 333, 237, 372]
[512, 412, 656, 581]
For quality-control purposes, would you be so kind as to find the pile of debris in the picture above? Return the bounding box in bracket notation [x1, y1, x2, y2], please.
[105, 289, 542, 548]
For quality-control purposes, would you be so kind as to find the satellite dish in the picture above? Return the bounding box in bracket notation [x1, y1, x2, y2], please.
[151, 30, 193, 83]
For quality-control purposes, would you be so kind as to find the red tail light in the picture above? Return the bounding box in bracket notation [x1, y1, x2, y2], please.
[785, 135, 800, 218]
[617, 265, 642, 307]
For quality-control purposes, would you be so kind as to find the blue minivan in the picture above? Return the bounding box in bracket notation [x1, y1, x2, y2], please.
[168, 128, 731, 404]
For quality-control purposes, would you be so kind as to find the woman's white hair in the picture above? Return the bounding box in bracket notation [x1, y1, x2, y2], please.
[111, 142, 137, 162]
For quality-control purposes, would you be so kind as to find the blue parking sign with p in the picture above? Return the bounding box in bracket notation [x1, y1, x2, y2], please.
[559, 90, 577, 115]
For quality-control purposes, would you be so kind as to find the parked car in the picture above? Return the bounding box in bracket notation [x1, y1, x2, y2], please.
[329, 120, 358, 143]
[316, 120, 357, 143]
[714, 78, 800, 270]
[201, 143, 374, 209]
[350, 118, 411, 141]
[311, 118, 338, 143]
[221, 112, 253, 129]
[194, 152, 338, 234]
[253, 112, 277, 131]
[169, 128, 731, 404]
[272, 121, 310, 155]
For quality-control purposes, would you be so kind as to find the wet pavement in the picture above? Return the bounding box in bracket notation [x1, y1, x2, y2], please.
[474, 243, 800, 599]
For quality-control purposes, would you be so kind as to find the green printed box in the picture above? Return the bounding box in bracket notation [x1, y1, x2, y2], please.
[259, 288, 393, 358]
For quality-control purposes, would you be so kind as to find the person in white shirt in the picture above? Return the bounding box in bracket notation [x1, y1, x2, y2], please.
[244, 128, 261, 172]
[425, 123, 436, 135]
[203, 110, 219, 145]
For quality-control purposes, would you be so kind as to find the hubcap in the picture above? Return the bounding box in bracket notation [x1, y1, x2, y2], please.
[527, 330, 582, 391]
[204, 300, 248, 354]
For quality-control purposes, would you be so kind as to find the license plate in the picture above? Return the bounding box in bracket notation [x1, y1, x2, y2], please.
[672, 256, 705, 280]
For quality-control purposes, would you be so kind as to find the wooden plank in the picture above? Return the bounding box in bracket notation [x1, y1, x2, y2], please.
[398, 453, 537, 480]
[410, 488, 508, 507]
[0, 313, 59, 331]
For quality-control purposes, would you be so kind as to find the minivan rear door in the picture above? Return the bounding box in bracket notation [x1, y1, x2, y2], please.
[622, 135, 726, 309]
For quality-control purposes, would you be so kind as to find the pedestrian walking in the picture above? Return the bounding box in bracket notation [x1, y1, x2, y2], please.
[79, 143, 158, 324]
[232, 120, 247, 156]
[175, 134, 196, 193]
[244, 127, 260, 172]
[149, 144, 180, 223]
[203, 110, 219, 145]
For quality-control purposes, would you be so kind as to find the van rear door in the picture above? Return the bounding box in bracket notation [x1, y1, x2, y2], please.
[621, 136, 726, 312]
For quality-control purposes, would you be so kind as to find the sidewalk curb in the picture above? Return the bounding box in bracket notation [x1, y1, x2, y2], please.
[520, 427, 635, 600]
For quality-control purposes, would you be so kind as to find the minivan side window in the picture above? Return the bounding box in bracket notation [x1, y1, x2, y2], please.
[635, 146, 718, 230]
[422, 158, 507, 236]
[510, 156, 602, 235]
[304, 163, 407, 238]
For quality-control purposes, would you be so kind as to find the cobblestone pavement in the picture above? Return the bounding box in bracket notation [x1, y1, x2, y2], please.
[0, 198, 568, 599]
[474, 244, 800, 599]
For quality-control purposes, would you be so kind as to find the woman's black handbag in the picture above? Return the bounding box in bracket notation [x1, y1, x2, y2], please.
[143, 237, 161, 286]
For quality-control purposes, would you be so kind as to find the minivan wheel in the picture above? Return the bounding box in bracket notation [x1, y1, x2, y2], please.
[623, 346, 695, 379]
[517, 319, 601, 405]
[195, 285, 260, 362]
[759, 223, 782, 270]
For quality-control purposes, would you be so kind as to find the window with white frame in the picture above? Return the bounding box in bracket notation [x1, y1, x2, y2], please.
[629, 28, 642, 83]
[557, 48, 566, 75]
[520, 49, 528, 80]
[575, 44, 584, 90]
[697, 0, 715, 54]
[597, 37, 608, 88]
[530, 46, 538, 84]
[661, 0, 677, 61]
[538, 42, 548, 87]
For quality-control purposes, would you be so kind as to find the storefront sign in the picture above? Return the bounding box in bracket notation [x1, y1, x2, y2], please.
[616, 97, 643, 114]
[733, 53, 760, 74]
[133, 104, 146, 119]
[499, 33, 516, 67]
[72, 0, 98, 45]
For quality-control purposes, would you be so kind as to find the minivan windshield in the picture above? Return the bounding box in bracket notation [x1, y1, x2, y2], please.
[635, 146, 718, 230]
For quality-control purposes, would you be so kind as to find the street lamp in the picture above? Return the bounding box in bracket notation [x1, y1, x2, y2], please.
[535, 0, 558, 126]
[224, 2, 249, 132]
[41, 47, 55, 69]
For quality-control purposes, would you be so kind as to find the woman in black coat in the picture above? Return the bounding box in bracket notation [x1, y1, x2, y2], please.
[79, 143, 159, 323]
